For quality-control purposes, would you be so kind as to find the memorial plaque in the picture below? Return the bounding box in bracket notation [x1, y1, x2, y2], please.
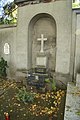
[36, 56, 47, 67]
[4, 43, 10, 55]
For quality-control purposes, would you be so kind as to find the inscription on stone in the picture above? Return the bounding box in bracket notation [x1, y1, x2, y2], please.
[36, 56, 47, 67]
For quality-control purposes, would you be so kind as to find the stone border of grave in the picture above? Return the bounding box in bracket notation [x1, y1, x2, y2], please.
[64, 73, 80, 120]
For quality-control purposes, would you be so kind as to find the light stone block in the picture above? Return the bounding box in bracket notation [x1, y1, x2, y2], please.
[36, 56, 47, 67]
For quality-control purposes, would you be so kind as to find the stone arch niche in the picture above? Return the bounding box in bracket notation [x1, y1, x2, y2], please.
[28, 13, 56, 71]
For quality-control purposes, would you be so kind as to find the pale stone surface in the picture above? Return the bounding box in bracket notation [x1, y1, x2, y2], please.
[36, 56, 47, 67]
[0, 26, 17, 78]
[31, 16, 56, 70]
[76, 73, 80, 88]
[74, 14, 80, 76]
[70, 11, 76, 78]
[37, 34, 47, 53]
[64, 83, 80, 120]
[16, 0, 72, 73]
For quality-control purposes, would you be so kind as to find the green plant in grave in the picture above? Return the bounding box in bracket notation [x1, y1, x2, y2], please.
[16, 86, 35, 103]
[45, 78, 56, 91]
[0, 57, 8, 78]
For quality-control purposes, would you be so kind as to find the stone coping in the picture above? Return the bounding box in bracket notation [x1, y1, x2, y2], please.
[0, 24, 17, 29]
[15, 0, 66, 7]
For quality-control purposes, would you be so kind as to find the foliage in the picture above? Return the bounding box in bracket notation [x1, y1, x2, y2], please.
[29, 90, 65, 117]
[16, 86, 35, 103]
[0, 57, 8, 78]
[72, 2, 80, 8]
[0, 1, 17, 25]
[76, 110, 80, 116]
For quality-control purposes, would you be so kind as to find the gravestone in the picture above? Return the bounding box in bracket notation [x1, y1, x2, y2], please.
[35, 54, 47, 74]
[31, 16, 56, 71]
[26, 34, 49, 88]
[35, 34, 48, 73]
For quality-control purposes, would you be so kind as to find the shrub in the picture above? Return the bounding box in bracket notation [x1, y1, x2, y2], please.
[16, 86, 35, 103]
[0, 57, 8, 78]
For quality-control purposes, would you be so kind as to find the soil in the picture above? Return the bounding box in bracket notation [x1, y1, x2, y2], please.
[0, 78, 66, 120]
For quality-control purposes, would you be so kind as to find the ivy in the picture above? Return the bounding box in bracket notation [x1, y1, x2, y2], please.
[0, 57, 8, 78]
[72, 1, 80, 8]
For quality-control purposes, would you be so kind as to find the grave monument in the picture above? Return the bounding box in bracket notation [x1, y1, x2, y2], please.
[0, 0, 73, 89]
[26, 34, 49, 88]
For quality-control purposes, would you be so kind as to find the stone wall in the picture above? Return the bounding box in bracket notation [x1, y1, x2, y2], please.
[0, 25, 17, 78]
[0, 0, 72, 84]
[75, 13, 80, 76]
[71, 10, 80, 79]
[16, 0, 72, 74]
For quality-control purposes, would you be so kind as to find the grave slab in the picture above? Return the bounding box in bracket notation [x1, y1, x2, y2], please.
[64, 82, 80, 120]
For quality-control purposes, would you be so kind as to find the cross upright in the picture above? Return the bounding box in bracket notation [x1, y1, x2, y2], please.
[37, 34, 47, 53]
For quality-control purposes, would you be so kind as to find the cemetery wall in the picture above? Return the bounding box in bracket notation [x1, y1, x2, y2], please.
[69, 10, 80, 79]
[16, 0, 72, 75]
[0, 0, 73, 85]
[0, 26, 17, 78]
[74, 13, 80, 78]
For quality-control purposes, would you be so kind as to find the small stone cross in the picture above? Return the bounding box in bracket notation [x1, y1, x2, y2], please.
[37, 34, 47, 53]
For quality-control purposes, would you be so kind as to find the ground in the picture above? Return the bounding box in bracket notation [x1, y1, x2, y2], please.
[0, 78, 66, 120]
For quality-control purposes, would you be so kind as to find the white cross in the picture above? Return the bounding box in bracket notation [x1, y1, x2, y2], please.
[37, 34, 47, 53]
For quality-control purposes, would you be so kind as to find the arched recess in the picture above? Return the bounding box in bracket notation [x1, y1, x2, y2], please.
[28, 13, 56, 71]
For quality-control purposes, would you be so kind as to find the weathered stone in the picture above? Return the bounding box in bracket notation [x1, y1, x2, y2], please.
[64, 82, 80, 120]
[36, 56, 47, 67]
[76, 73, 80, 89]
[0, 0, 72, 84]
